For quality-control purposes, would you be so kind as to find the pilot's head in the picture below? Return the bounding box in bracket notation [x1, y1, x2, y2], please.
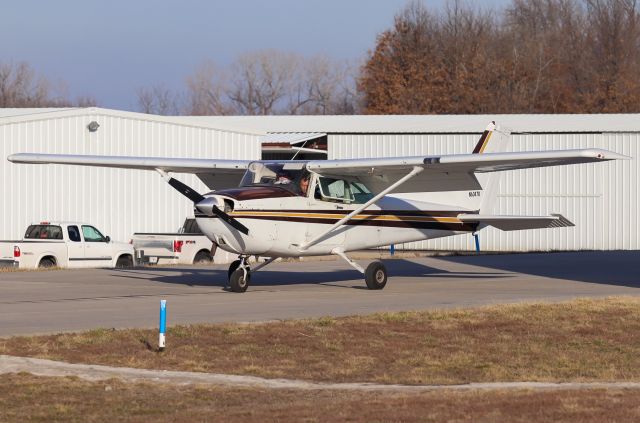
[299, 175, 310, 195]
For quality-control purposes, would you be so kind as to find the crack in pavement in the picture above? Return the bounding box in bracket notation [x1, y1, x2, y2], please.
[2, 355, 640, 392]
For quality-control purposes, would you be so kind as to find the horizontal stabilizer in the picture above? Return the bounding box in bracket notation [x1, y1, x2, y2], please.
[458, 213, 574, 231]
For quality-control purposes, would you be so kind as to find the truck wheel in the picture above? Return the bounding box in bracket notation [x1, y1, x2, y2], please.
[116, 255, 133, 268]
[194, 250, 213, 265]
[38, 258, 56, 269]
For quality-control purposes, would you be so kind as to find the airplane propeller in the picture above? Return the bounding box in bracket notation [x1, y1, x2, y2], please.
[167, 177, 250, 235]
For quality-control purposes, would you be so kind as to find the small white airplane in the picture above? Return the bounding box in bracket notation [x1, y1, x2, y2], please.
[8, 122, 628, 292]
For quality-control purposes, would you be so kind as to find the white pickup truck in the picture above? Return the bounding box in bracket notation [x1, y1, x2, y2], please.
[0, 222, 135, 269]
[131, 218, 234, 265]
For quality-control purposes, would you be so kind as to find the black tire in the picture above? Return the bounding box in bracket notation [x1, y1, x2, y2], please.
[116, 255, 133, 268]
[228, 260, 241, 279]
[38, 258, 56, 269]
[194, 250, 213, 265]
[365, 261, 387, 290]
[229, 267, 250, 293]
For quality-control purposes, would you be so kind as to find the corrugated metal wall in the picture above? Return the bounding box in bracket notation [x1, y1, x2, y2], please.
[1, 111, 261, 242]
[329, 132, 638, 251]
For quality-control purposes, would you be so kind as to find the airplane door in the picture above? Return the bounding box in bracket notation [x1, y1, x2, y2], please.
[306, 180, 347, 246]
[306, 203, 347, 246]
[66, 225, 85, 268]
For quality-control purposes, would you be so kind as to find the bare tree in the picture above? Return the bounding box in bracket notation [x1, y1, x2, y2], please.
[0, 61, 70, 107]
[136, 84, 180, 115]
[184, 61, 230, 115]
[222, 50, 358, 115]
[294, 56, 359, 114]
[136, 49, 358, 116]
[227, 50, 297, 115]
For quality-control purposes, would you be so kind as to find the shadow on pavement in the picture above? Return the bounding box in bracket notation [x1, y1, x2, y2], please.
[109, 258, 511, 289]
[434, 251, 640, 288]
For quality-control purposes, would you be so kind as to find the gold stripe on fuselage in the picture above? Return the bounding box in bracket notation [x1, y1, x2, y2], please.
[230, 211, 462, 223]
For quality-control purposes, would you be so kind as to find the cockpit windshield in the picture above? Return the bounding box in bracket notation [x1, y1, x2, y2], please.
[239, 162, 311, 196]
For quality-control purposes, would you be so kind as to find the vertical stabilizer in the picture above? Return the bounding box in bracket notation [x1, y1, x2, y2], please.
[472, 122, 511, 213]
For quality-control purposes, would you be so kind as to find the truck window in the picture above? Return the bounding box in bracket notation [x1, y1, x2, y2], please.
[24, 225, 63, 240]
[82, 225, 106, 242]
[68, 226, 81, 242]
[182, 218, 203, 234]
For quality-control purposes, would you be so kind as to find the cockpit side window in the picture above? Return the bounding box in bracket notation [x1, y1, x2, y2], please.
[315, 177, 374, 204]
[239, 162, 311, 197]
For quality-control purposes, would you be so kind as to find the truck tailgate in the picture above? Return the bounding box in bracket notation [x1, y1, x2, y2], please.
[131, 234, 176, 258]
[0, 242, 18, 266]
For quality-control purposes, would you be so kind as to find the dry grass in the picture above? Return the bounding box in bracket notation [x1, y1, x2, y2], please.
[1, 373, 640, 422]
[0, 265, 63, 273]
[2, 297, 640, 385]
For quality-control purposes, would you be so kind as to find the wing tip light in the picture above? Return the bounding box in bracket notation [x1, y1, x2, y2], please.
[583, 149, 631, 161]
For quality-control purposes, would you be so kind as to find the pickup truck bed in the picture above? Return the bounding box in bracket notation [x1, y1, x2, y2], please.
[132, 219, 235, 265]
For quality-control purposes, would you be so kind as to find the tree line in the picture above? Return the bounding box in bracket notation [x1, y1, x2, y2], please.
[2, 0, 639, 114]
[360, 0, 640, 114]
[0, 62, 95, 108]
[136, 52, 358, 115]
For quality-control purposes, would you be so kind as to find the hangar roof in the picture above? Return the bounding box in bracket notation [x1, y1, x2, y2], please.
[2, 107, 639, 134]
[177, 114, 640, 134]
[0, 107, 261, 135]
[0, 108, 72, 118]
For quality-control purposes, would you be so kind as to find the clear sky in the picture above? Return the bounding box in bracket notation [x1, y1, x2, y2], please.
[2, 0, 510, 111]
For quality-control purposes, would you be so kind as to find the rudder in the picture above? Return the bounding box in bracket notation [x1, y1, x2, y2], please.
[472, 122, 511, 213]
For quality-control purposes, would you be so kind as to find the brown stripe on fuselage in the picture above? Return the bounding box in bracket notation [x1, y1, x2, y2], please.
[197, 209, 478, 232]
[280, 209, 473, 217]
[235, 214, 477, 231]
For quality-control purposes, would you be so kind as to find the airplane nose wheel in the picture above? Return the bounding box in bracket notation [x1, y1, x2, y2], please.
[365, 261, 387, 290]
[228, 256, 251, 293]
[228, 259, 241, 280]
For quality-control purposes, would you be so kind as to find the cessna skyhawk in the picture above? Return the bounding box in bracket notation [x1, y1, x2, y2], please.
[8, 123, 628, 292]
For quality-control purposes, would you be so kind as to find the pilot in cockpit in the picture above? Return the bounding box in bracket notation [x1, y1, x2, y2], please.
[298, 174, 310, 196]
[274, 172, 292, 184]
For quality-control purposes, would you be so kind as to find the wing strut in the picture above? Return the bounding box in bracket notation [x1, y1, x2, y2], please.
[299, 166, 424, 251]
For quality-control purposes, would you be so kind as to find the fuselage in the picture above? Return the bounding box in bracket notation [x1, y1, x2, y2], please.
[195, 185, 478, 257]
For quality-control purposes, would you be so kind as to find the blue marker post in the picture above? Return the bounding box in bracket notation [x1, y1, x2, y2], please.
[159, 300, 167, 351]
[390, 244, 395, 256]
[474, 234, 480, 254]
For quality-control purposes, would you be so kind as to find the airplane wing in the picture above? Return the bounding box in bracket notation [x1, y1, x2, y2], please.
[307, 149, 628, 194]
[7, 153, 252, 190]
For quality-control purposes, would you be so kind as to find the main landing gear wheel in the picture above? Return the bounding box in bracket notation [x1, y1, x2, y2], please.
[365, 260, 387, 290]
[229, 266, 251, 293]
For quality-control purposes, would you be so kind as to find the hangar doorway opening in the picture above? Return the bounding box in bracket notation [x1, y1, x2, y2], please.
[261, 132, 327, 161]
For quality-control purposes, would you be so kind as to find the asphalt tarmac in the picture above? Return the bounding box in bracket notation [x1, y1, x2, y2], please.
[1, 251, 639, 337]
